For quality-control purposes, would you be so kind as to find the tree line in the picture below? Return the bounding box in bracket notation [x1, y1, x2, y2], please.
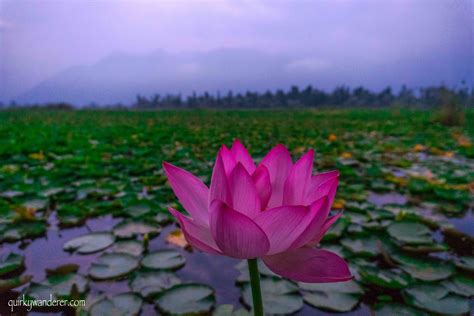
[1, 84, 473, 109]
[133, 85, 473, 109]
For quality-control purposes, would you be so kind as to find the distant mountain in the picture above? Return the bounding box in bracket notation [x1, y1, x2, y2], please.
[15, 48, 468, 105]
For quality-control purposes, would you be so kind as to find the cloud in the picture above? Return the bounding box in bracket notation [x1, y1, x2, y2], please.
[286, 58, 331, 72]
[0, 18, 13, 30]
[177, 62, 201, 76]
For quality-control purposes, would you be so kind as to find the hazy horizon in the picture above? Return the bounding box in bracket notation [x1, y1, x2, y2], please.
[1, 0, 472, 104]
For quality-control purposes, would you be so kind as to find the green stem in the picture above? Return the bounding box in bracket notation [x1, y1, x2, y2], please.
[247, 258, 264, 316]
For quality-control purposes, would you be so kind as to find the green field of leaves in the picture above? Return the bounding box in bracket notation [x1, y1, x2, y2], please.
[0, 109, 473, 315]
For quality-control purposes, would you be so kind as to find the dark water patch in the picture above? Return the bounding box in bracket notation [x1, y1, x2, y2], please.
[148, 224, 241, 307]
[0, 215, 121, 315]
[446, 209, 474, 237]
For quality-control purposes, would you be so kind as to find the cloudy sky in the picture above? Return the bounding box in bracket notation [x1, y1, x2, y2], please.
[0, 0, 472, 104]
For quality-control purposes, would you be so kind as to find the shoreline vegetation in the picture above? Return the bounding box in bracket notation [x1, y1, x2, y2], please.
[1, 84, 472, 110]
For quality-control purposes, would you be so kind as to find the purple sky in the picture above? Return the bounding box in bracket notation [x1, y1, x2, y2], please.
[0, 0, 472, 103]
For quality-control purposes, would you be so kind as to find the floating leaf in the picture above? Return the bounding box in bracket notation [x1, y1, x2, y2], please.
[46, 273, 88, 297]
[0, 275, 32, 293]
[341, 237, 379, 257]
[442, 275, 474, 297]
[155, 283, 215, 315]
[299, 280, 363, 312]
[455, 256, 474, 273]
[0, 252, 24, 276]
[213, 304, 251, 316]
[130, 271, 181, 298]
[403, 284, 470, 315]
[0, 221, 46, 241]
[242, 278, 303, 315]
[235, 260, 278, 283]
[142, 250, 186, 270]
[109, 240, 144, 256]
[359, 266, 410, 289]
[113, 220, 161, 238]
[63, 232, 115, 254]
[89, 293, 142, 316]
[322, 216, 350, 241]
[125, 204, 151, 218]
[390, 252, 455, 281]
[46, 263, 79, 276]
[373, 303, 429, 316]
[88, 253, 139, 280]
[387, 222, 433, 245]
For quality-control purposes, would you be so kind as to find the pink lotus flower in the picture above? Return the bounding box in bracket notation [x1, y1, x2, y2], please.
[163, 140, 351, 283]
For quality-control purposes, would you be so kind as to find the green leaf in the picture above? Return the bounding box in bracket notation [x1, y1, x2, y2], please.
[242, 278, 303, 315]
[387, 222, 433, 245]
[142, 250, 186, 270]
[0, 275, 32, 293]
[455, 256, 474, 273]
[235, 259, 278, 283]
[213, 304, 251, 316]
[359, 266, 411, 289]
[89, 293, 142, 316]
[0, 252, 24, 276]
[388, 250, 455, 281]
[46, 273, 88, 297]
[442, 275, 474, 297]
[130, 271, 181, 298]
[63, 232, 115, 254]
[154, 283, 215, 315]
[299, 280, 363, 312]
[109, 240, 144, 256]
[403, 284, 470, 315]
[341, 236, 379, 257]
[374, 303, 429, 316]
[88, 253, 139, 280]
[113, 220, 161, 238]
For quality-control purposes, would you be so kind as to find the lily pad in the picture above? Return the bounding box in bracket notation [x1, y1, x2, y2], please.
[0, 275, 32, 293]
[400, 243, 448, 254]
[323, 216, 350, 241]
[213, 304, 251, 316]
[24, 273, 88, 299]
[109, 240, 144, 256]
[0, 252, 24, 276]
[142, 250, 186, 270]
[0, 221, 46, 241]
[299, 280, 363, 312]
[130, 271, 181, 298]
[442, 275, 474, 297]
[46, 263, 79, 276]
[125, 204, 151, 218]
[393, 254, 455, 281]
[404, 284, 470, 315]
[242, 278, 303, 315]
[374, 303, 428, 316]
[113, 220, 161, 238]
[235, 260, 278, 283]
[89, 293, 142, 316]
[359, 266, 411, 289]
[64, 232, 115, 254]
[88, 253, 139, 280]
[387, 222, 433, 245]
[341, 236, 379, 257]
[23, 283, 56, 300]
[45, 273, 88, 297]
[455, 256, 474, 273]
[154, 283, 215, 315]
